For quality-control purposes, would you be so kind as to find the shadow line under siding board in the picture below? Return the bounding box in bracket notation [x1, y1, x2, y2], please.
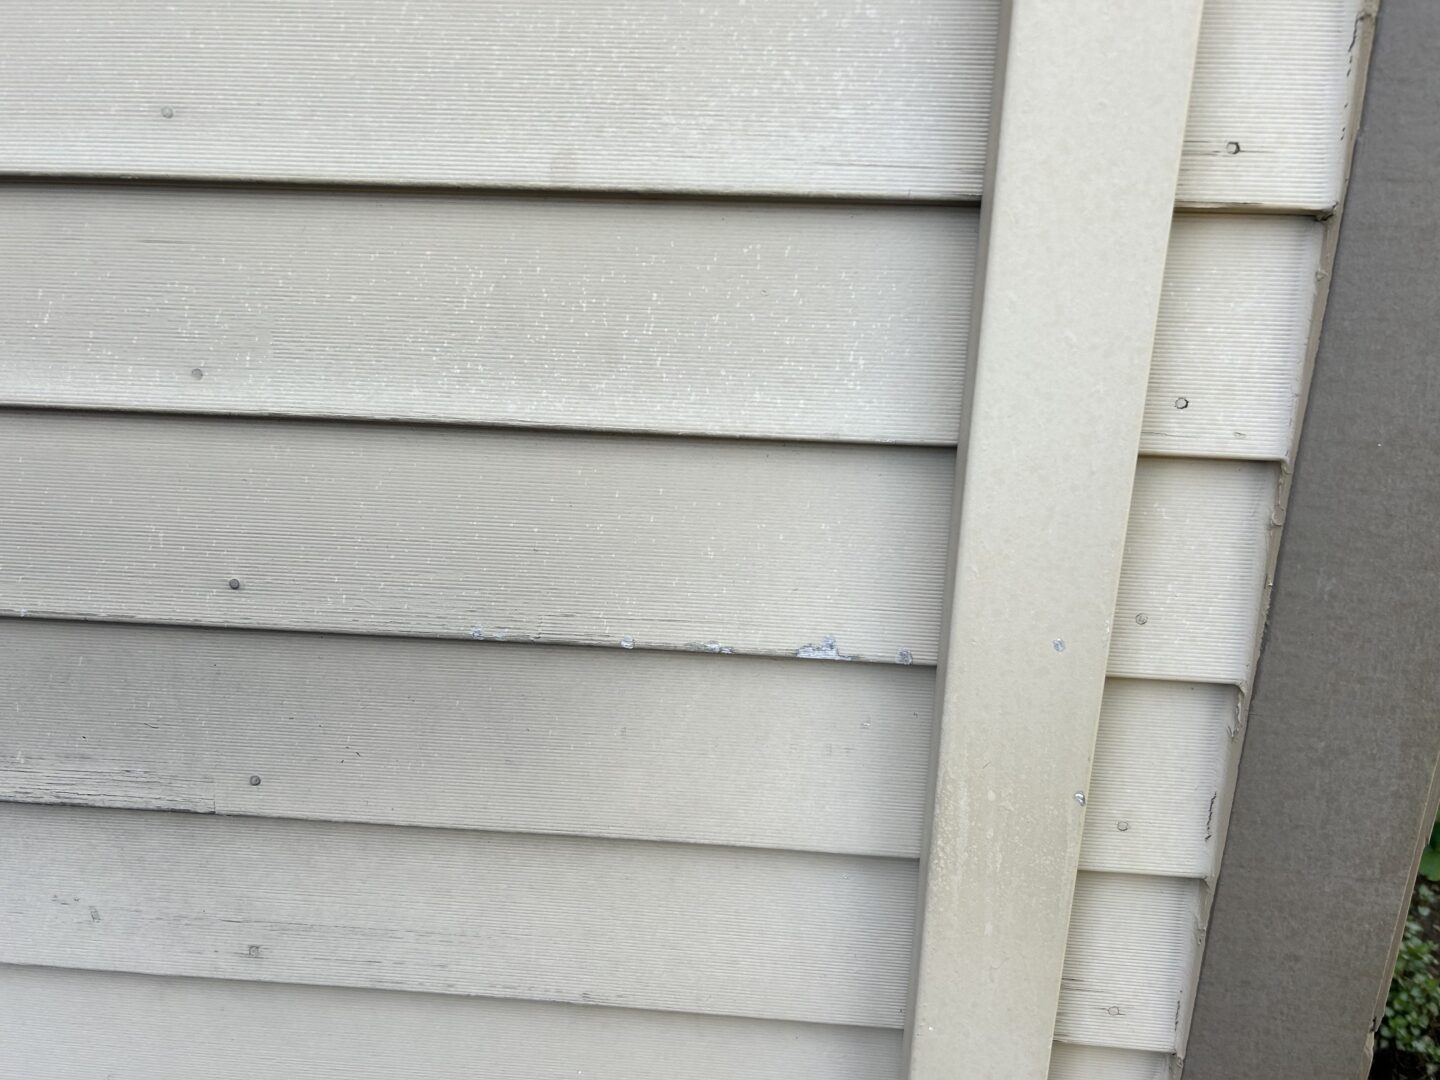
[0, 964, 907, 1080]
[0, 0, 1363, 208]
[0, 186, 1318, 457]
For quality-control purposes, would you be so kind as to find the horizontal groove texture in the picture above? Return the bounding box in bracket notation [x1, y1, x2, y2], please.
[1056, 873, 1202, 1053]
[0, 803, 918, 1028]
[0, 619, 936, 858]
[1081, 680, 1238, 878]
[0, 803, 1217, 1043]
[0, 0, 999, 199]
[1177, 0, 1365, 209]
[0, 1, 1362, 206]
[0, 186, 1317, 458]
[0, 621, 1240, 870]
[0, 965, 905, 1080]
[1048, 1043, 1171, 1080]
[0, 185, 974, 445]
[0, 409, 953, 665]
[0, 412, 1282, 676]
[1148, 215, 1321, 460]
[1108, 459, 1278, 684]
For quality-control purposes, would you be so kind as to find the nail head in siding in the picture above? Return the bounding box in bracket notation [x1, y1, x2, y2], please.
[248, 775, 261, 787]
[227, 579, 241, 591]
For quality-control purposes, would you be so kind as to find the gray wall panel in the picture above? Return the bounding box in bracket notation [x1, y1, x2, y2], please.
[1185, 2, 1440, 1075]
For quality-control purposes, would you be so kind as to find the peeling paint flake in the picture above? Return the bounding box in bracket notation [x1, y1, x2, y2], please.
[795, 635, 854, 661]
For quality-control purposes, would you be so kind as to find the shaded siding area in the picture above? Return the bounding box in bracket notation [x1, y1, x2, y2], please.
[0, 1, 1365, 1076]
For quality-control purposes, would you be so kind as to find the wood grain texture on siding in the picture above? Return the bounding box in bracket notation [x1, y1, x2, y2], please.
[0, 409, 952, 664]
[1055, 873, 1202, 1053]
[0, 803, 917, 1028]
[0, 619, 935, 858]
[0, 185, 974, 445]
[0, 623, 1257, 877]
[0, 1, 1361, 207]
[0, 187, 1316, 458]
[1108, 459, 1278, 685]
[0, 413, 1278, 677]
[1177, 0, 1366, 210]
[1148, 215, 1321, 461]
[1047, 1043, 1171, 1080]
[0, 0, 999, 199]
[0, 965, 904, 1080]
[1081, 680, 1238, 878]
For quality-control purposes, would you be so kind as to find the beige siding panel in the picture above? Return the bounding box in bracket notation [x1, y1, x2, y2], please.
[0, 416, 1275, 676]
[0, 618, 935, 857]
[0, 0, 999, 199]
[1047, 1044, 1170, 1080]
[0, 410, 952, 664]
[1055, 873, 1202, 1053]
[0, 185, 973, 445]
[0, 803, 916, 1028]
[0, 965, 904, 1080]
[1177, 0, 1366, 210]
[1080, 680, 1238, 878]
[1146, 215, 1321, 460]
[0, 188, 1313, 457]
[1108, 459, 1278, 685]
[0, 2, 1360, 207]
[2, 623, 1245, 875]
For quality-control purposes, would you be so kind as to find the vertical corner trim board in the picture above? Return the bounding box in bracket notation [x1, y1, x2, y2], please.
[0, 0, 1367, 207]
[906, 2, 1204, 1078]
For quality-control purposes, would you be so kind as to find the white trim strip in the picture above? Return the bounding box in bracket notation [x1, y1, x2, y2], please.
[906, 2, 1204, 1075]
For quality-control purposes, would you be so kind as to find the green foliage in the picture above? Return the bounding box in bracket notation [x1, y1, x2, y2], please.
[1420, 812, 1440, 883]
[1380, 881, 1440, 1075]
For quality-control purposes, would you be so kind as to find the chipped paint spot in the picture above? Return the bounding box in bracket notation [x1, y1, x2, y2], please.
[1052, 639, 1066, 653]
[896, 649, 913, 665]
[468, 626, 485, 640]
[620, 635, 636, 650]
[686, 640, 734, 655]
[795, 635, 854, 661]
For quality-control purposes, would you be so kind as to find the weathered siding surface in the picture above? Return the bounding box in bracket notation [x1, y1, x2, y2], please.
[0, 187, 1317, 455]
[0, 965, 906, 1080]
[0, 1, 1369, 1076]
[0, 0, 1363, 207]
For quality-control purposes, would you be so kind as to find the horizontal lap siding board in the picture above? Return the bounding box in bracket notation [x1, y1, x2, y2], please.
[0, 0, 1000, 199]
[0, 186, 975, 446]
[0, 965, 905, 1080]
[1055, 874, 1203, 1053]
[0, 410, 953, 664]
[0, 803, 917, 1028]
[0, 185, 1318, 457]
[1047, 1043, 1170, 1080]
[0, 413, 1276, 674]
[0, 1, 1362, 208]
[1177, 0, 1365, 210]
[0, 804, 1216, 1041]
[1079, 680, 1238, 879]
[0, 619, 937, 858]
[0, 624, 1230, 869]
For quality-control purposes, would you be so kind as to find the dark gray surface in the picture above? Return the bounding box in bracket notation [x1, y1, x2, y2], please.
[1184, 2, 1440, 1077]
